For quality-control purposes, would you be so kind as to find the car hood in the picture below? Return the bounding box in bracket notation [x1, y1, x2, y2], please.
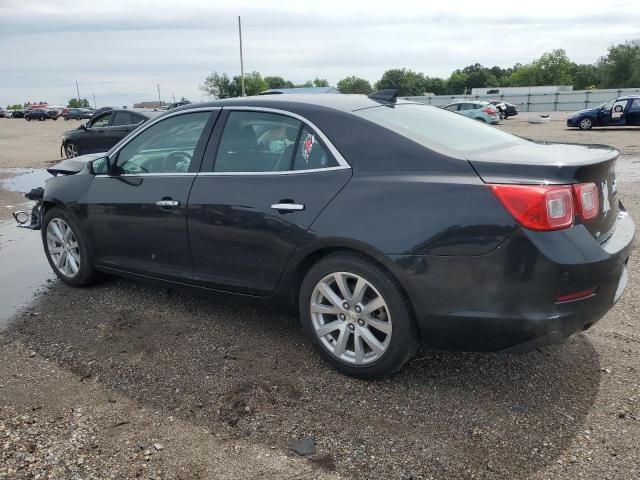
[569, 108, 597, 117]
[47, 152, 106, 175]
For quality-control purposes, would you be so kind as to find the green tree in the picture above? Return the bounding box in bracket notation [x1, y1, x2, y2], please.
[597, 41, 640, 88]
[459, 63, 499, 89]
[507, 49, 574, 86]
[337, 76, 373, 94]
[571, 63, 599, 90]
[446, 71, 470, 94]
[264, 76, 294, 89]
[232, 71, 269, 96]
[296, 80, 315, 88]
[375, 69, 427, 96]
[200, 71, 234, 98]
[312, 78, 329, 87]
[6, 103, 22, 110]
[423, 77, 448, 95]
[68, 98, 90, 108]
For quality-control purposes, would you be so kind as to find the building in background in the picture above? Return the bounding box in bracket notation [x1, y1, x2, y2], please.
[133, 101, 165, 108]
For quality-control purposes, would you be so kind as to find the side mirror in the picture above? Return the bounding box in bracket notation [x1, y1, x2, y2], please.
[79, 123, 88, 131]
[88, 156, 110, 175]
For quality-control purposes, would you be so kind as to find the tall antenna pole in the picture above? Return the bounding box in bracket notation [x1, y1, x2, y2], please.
[75, 80, 80, 105]
[238, 16, 245, 97]
[92, 93, 96, 109]
[157, 83, 161, 106]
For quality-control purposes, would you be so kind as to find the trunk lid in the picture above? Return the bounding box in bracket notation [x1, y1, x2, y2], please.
[468, 141, 619, 242]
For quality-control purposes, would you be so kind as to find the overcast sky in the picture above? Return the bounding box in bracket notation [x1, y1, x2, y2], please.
[0, 0, 638, 107]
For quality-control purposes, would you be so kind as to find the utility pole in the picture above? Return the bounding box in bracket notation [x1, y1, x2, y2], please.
[172, 93, 176, 103]
[157, 83, 161, 106]
[238, 16, 245, 96]
[92, 93, 96, 109]
[75, 80, 80, 105]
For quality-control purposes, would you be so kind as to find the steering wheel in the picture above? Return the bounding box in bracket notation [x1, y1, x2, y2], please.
[162, 151, 192, 173]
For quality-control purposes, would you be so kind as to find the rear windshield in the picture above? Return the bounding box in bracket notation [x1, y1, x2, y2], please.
[354, 103, 523, 155]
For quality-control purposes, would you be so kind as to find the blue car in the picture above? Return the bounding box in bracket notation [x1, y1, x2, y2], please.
[567, 95, 640, 130]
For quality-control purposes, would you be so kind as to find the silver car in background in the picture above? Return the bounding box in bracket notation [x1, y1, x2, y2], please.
[442, 100, 501, 124]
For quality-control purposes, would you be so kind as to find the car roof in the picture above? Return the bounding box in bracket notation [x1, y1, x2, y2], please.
[172, 94, 418, 114]
[106, 108, 163, 119]
[619, 95, 640, 100]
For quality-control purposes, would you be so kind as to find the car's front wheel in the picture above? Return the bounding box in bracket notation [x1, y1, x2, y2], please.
[579, 117, 593, 130]
[65, 141, 79, 158]
[299, 253, 418, 378]
[26, 116, 31, 121]
[42, 207, 98, 286]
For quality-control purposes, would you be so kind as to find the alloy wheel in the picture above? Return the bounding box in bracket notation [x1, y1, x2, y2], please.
[310, 272, 392, 365]
[580, 118, 592, 129]
[46, 218, 81, 278]
[65, 143, 78, 158]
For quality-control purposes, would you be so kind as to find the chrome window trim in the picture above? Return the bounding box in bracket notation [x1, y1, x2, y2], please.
[99, 104, 352, 178]
[220, 106, 351, 170]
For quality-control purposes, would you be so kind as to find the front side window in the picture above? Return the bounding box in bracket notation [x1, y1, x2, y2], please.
[90, 113, 111, 128]
[116, 112, 210, 174]
[214, 111, 301, 172]
[444, 104, 459, 112]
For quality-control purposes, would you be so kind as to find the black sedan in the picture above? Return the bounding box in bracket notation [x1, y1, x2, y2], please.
[61, 109, 161, 158]
[63, 108, 93, 120]
[489, 101, 518, 118]
[25, 109, 58, 121]
[33, 92, 633, 378]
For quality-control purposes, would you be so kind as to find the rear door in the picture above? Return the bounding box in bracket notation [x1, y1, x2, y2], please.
[627, 98, 640, 126]
[84, 109, 219, 279]
[187, 108, 352, 295]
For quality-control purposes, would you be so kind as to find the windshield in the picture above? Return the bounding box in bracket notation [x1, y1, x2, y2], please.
[354, 103, 522, 155]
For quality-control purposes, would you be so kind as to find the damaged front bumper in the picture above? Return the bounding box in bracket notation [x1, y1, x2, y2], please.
[13, 187, 44, 230]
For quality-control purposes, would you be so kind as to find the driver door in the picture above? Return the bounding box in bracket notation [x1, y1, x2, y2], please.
[82, 112, 114, 152]
[599, 99, 629, 126]
[83, 109, 219, 280]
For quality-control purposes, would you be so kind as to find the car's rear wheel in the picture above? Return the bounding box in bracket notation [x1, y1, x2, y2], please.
[26, 117, 31, 121]
[579, 117, 593, 130]
[42, 208, 98, 286]
[65, 141, 79, 158]
[299, 253, 418, 378]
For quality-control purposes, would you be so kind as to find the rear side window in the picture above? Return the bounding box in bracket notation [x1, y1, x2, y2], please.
[293, 126, 337, 170]
[111, 111, 134, 126]
[631, 99, 640, 108]
[355, 103, 521, 154]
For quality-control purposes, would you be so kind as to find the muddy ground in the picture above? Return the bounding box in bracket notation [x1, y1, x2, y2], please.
[0, 113, 639, 479]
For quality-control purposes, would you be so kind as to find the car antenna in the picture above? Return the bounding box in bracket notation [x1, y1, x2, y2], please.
[368, 89, 397, 103]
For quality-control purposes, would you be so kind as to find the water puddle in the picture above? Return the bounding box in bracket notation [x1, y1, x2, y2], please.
[0, 167, 54, 329]
[0, 221, 54, 329]
[0, 167, 51, 193]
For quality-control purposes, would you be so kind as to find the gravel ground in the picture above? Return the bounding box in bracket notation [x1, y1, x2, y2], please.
[0, 112, 639, 479]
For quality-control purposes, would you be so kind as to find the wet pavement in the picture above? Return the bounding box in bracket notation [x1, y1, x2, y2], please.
[0, 168, 55, 328]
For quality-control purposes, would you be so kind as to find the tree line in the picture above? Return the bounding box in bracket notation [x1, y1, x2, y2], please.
[201, 40, 640, 98]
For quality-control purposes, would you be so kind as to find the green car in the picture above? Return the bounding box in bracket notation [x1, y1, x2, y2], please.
[443, 101, 501, 124]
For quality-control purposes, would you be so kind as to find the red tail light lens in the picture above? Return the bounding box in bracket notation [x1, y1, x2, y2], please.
[489, 184, 574, 231]
[481, 107, 495, 115]
[573, 182, 599, 220]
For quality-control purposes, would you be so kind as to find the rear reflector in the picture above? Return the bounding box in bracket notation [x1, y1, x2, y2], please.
[556, 288, 596, 303]
[489, 184, 574, 231]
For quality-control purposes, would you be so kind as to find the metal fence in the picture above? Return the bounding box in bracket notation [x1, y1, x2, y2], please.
[405, 87, 640, 112]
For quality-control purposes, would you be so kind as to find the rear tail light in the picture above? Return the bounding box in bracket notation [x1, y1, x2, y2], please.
[481, 107, 495, 115]
[489, 185, 573, 231]
[573, 182, 599, 220]
[490, 183, 600, 231]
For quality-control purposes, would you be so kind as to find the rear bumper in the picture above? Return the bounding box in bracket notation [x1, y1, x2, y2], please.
[389, 208, 634, 352]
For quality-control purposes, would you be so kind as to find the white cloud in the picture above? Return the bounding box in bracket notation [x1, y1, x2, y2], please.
[0, 0, 638, 106]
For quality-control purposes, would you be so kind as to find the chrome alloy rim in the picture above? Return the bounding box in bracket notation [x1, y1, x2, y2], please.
[46, 218, 81, 277]
[65, 143, 78, 158]
[580, 118, 591, 129]
[310, 272, 392, 365]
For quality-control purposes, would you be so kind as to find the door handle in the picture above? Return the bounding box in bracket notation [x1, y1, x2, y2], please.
[271, 203, 305, 212]
[156, 199, 180, 207]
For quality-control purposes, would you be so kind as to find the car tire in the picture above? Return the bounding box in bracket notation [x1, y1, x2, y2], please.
[503, 113, 509, 119]
[578, 117, 593, 130]
[64, 117, 69, 121]
[42, 207, 99, 287]
[64, 141, 79, 158]
[26, 117, 31, 121]
[39, 115, 45, 121]
[299, 252, 418, 379]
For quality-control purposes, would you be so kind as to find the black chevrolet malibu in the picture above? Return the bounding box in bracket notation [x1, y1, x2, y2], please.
[35, 92, 633, 378]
